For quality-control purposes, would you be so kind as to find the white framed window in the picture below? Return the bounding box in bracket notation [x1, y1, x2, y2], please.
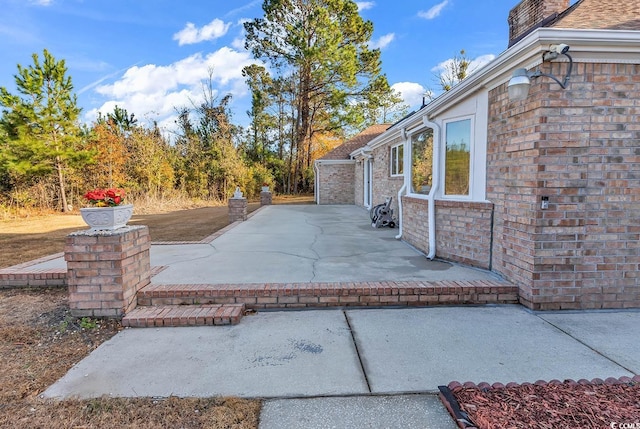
[404, 91, 488, 202]
[410, 128, 434, 195]
[390, 143, 403, 177]
[443, 117, 473, 197]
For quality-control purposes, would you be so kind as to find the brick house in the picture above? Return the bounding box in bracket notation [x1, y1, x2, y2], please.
[314, 124, 389, 205]
[315, 0, 640, 310]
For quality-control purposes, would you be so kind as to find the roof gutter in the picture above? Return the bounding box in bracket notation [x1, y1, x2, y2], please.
[395, 127, 408, 240]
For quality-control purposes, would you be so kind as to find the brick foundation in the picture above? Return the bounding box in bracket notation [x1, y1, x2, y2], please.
[65, 226, 151, 318]
[401, 197, 494, 269]
[229, 197, 247, 222]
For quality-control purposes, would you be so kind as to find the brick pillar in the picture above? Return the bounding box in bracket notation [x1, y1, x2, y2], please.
[65, 226, 151, 318]
[260, 190, 272, 206]
[229, 197, 247, 222]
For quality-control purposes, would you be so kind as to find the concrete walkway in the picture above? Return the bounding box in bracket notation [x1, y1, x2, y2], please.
[43, 306, 640, 427]
[37, 204, 640, 428]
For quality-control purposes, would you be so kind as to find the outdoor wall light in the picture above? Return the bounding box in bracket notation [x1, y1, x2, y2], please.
[508, 44, 573, 101]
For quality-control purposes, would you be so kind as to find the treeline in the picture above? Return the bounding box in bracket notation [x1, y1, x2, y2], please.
[0, 52, 274, 213]
[0, 0, 409, 213]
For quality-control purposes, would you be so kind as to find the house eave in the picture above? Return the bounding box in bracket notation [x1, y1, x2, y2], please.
[390, 28, 640, 131]
[315, 159, 356, 165]
[353, 27, 640, 154]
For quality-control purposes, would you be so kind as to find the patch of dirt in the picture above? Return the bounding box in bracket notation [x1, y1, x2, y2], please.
[0, 196, 314, 268]
[0, 285, 261, 429]
[0, 202, 262, 268]
[452, 381, 640, 428]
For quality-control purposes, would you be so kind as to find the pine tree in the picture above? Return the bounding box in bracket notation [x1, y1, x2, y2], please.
[0, 49, 89, 211]
[244, 0, 393, 192]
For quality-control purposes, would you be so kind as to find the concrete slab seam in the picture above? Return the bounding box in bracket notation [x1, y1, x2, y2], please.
[534, 314, 638, 376]
[343, 310, 372, 393]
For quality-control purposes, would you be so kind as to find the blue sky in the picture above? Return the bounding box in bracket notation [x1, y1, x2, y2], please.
[1, 0, 522, 133]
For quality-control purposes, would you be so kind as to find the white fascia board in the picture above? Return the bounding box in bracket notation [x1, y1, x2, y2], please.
[412, 28, 640, 121]
[315, 159, 355, 165]
[478, 28, 640, 92]
[356, 28, 640, 152]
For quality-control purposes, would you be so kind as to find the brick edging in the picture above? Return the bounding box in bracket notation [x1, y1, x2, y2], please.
[138, 280, 519, 309]
[0, 252, 64, 270]
[0, 252, 66, 289]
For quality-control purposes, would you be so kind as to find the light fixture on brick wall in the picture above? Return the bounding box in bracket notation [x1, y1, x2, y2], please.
[508, 44, 573, 101]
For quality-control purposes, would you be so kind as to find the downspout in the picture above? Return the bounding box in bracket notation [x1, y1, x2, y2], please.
[423, 116, 441, 260]
[314, 161, 320, 204]
[395, 128, 408, 240]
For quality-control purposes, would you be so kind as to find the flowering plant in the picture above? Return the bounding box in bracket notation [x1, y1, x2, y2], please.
[83, 188, 126, 207]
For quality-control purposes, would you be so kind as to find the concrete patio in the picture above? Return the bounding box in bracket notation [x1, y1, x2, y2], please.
[30, 204, 640, 427]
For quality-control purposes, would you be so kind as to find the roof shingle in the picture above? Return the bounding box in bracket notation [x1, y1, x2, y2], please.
[319, 124, 390, 160]
[549, 0, 640, 31]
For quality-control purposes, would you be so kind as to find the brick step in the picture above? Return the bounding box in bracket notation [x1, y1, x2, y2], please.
[122, 304, 245, 328]
[137, 280, 519, 310]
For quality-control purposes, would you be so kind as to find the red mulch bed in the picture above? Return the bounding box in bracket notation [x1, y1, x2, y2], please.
[442, 377, 640, 428]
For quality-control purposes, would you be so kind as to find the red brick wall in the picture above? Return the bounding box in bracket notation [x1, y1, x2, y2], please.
[317, 163, 355, 204]
[371, 137, 404, 214]
[354, 160, 364, 206]
[488, 62, 640, 310]
[402, 197, 494, 269]
[401, 197, 430, 254]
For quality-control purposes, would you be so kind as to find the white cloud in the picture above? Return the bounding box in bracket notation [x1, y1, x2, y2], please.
[469, 54, 495, 72]
[356, 2, 375, 11]
[391, 82, 427, 108]
[173, 19, 232, 46]
[225, 0, 262, 18]
[87, 47, 259, 132]
[431, 53, 495, 82]
[30, 0, 53, 5]
[369, 33, 395, 50]
[418, 0, 449, 20]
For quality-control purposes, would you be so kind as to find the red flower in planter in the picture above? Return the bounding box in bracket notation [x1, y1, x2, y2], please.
[83, 188, 126, 207]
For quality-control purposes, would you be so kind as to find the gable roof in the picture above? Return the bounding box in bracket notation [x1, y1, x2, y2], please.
[549, 0, 640, 30]
[319, 124, 390, 160]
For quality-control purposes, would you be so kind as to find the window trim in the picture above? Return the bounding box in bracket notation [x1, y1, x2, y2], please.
[407, 128, 434, 198]
[402, 91, 488, 203]
[390, 143, 404, 177]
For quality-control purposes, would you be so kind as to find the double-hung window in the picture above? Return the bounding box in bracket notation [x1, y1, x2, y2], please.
[390, 143, 403, 176]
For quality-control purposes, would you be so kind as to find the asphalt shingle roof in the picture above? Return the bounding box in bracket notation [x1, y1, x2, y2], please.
[319, 124, 390, 160]
[549, 0, 640, 31]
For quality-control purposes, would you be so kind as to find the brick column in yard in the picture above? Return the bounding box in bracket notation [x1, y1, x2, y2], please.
[65, 226, 151, 318]
[260, 190, 272, 206]
[229, 197, 247, 222]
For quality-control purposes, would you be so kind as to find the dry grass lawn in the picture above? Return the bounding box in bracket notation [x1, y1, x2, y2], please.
[0, 196, 314, 428]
